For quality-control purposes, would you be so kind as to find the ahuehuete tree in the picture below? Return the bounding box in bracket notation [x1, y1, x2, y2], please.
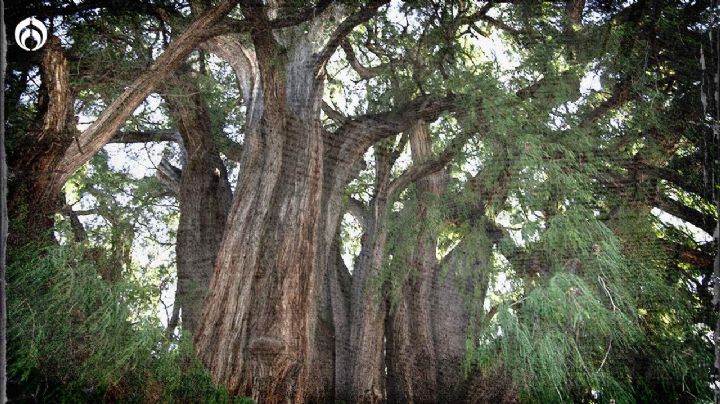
[3, 0, 718, 403]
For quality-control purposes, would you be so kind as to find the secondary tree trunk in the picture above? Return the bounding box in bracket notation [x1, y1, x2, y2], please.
[164, 73, 232, 336]
[386, 122, 442, 403]
[348, 144, 397, 403]
[6, 37, 77, 245]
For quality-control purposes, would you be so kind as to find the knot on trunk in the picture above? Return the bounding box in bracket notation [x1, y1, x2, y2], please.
[247, 336, 286, 358]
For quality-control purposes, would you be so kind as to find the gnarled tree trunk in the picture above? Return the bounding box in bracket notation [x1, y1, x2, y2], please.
[192, 3, 454, 400]
[194, 16, 336, 399]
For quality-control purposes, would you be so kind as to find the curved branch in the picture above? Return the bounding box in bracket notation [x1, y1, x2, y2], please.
[202, 35, 257, 105]
[314, 0, 389, 75]
[581, 79, 634, 126]
[346, 197, 368, 230]
[323, 101, 347, 124]
[388, 127, 472, 198]
[156, 157, 182, 195]
[341, 41, 383, 80]
[338, 94, 458, 147]
[56, 0, 242, 191]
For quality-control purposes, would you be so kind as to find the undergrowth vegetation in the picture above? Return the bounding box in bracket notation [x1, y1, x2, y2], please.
[7, 244, 250, 403]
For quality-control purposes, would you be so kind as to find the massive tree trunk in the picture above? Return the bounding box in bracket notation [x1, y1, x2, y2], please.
[192, 3, 457, 400]
[194, 14, 335, 400]
[164, 73, 232, 336]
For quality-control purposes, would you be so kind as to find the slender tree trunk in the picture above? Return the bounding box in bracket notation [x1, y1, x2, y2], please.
[164, 73, 232, 336]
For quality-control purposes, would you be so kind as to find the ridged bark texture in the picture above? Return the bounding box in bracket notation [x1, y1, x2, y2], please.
[164, 74, 232, 335]
[7, 37, 76, 243]
[194, 22, 336, 400]
[386, 122, 442, 403]
[349, 145, 397, 404]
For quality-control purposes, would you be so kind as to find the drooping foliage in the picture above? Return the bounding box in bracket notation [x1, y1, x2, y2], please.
[7, 243, 243, 402]
[3, 0, 717, 402]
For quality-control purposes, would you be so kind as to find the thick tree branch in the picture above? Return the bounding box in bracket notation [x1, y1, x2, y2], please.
[202, 35, 258, 111]
[165, 300, 180, 338]
[631, 161, 705, 198]
[581, 79, 634, 126]
[67, 208, 99, 216]
[346, 197, 368, 230]
[387, 128, 472, 199]
[67, 211, 86, 242]
[323, 101, 347, 124]
[339, 94, 458, 147]
[60, 205, 88, 242]
[476, 14, 521, 35]
[56, 0, 242, 191]
[655, 194, 715, 236]
[456, 4, 521, 36]
[660, 239, 714, 268]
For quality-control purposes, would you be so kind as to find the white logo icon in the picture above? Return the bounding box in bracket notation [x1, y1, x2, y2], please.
[15, 17, 47, 51]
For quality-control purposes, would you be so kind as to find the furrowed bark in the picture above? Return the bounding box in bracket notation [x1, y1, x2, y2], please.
[192, 3, 459, 400]
[349, 144, 395, 404]
[7, 37, 76, 243]
[386, 121, 443, 403]
[164, 73, 232, 336]
[195, 15, 334, 401]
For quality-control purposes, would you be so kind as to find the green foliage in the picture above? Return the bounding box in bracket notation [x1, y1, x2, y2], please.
[5, 0, 715, 402]
[7, 244, 249, 403]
